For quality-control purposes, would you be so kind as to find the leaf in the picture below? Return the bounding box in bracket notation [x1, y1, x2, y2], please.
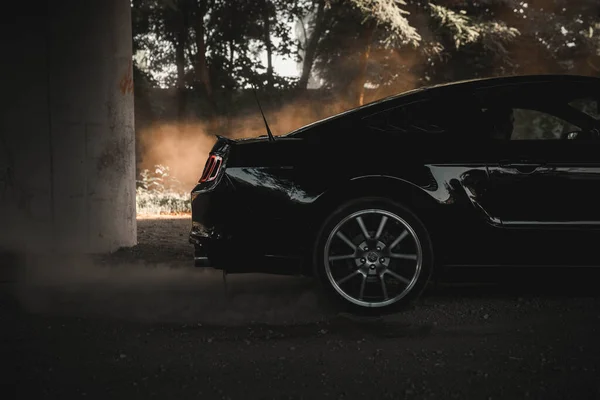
[350, 0, 421, 46]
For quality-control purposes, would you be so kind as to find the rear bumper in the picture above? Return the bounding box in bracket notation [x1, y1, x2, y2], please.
[188, 173, 306, 275]
[188, 176, 233, 269]
[189, 220, 229, 268]
[189, 229, 211, 268]
[189, 222, 304, 274]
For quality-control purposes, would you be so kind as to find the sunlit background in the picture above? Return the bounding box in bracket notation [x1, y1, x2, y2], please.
[131, 0, 600, 215]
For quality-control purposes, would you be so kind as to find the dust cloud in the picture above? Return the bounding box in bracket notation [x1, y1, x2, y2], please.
[137, 98, 356, 188]
[138, 122, 217, 189]
[12, 252, 333, 326]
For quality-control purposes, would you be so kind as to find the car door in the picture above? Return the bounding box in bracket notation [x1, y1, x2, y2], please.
[480, 83, 600, 265]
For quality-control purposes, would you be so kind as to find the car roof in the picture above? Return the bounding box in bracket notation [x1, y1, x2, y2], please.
[284, 74, 600, 137]
[368, 74, 600, 105]
[426, 74, 600, 89]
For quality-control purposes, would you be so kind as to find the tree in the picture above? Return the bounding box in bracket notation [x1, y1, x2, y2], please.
[131, 0, 598, 116]
[507, 0, 600, 76]
[423, 2, 520, 83]
[311, 1, 520, 106]
[133, 0, 300, 123]
[297, 0, 329, 89]
[189, 0, 216, 117]
[350, 0, 421, 46]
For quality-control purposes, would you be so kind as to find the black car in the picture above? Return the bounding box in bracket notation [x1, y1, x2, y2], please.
[189, 74, 600, 314]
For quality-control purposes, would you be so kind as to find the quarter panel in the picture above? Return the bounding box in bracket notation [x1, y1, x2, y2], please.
[222, 134, 502, 266]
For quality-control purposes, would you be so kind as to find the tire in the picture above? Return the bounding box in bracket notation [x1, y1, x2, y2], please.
[313, 197, 433, 315]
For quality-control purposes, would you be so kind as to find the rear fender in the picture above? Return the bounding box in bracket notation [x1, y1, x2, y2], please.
[311, 175, 443, 225]
[303, 175, 447, 275]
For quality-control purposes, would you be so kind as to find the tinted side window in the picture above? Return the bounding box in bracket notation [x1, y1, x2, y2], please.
[511, 109, 580, 140]
[569, 97, 600, 120]
[482, 107, 583, 141]
[478, 83, 600, 141]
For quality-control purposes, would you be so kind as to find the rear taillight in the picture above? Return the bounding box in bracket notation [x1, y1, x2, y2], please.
[199, 154, 223, 183]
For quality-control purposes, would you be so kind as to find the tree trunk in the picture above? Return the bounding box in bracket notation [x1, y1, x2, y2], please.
[226, 37, 235, 132]
[355, 20, 376, 107]
[191, 0, 218, 122]
[175, 31, 187, 119]
[263, 0, 274, 87]
[174, 0, 189, 120]
[298, 0, 326, 89]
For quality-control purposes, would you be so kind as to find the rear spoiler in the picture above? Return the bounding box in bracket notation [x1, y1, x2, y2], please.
[215, 135, 235, 144]
[211, 135, 235, 155]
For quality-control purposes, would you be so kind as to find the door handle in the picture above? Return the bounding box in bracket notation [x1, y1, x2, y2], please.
[498, 160, 546, 174]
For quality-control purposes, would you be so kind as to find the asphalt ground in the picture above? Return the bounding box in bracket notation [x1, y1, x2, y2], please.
[1, 216, 599, 399]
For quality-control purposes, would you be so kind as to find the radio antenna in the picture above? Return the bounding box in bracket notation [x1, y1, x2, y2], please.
[252, 86, 275, 142]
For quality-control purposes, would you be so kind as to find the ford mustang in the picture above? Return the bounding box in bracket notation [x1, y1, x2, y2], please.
[189, 74, 600, 314]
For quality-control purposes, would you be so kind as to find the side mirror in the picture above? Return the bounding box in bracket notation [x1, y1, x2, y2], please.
[565, 131, 580, 140]
[563, 129, 600, 140]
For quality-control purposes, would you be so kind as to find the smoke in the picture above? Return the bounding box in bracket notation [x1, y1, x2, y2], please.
[12, 252, 333, 325]
[4, 215, 332, 326]
[137, 97, 358, 188]
[138, 122, 217, 189]
[9, 95, 371, 325]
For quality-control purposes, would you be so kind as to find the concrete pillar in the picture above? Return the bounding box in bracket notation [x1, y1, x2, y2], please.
[0, 0, 136, 253]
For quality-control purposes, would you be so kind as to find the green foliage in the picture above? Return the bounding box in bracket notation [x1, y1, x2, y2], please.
[136, 190, 190, 215]
[419, 2, 522, 83]
[131, 0, 600, 118]
[132, 0, 180, 88]
[133, 0, 302, 90]
[137, 164, 184, 193]
[350, 0, 421, 46]
[428, 3, 519, 54]
[136, 165, 190, 214]
[515, 2, 600, 72]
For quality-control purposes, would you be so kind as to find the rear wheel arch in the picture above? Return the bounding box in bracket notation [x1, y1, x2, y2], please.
[311, 176, 441, 232]
[302, 176, 443, 275]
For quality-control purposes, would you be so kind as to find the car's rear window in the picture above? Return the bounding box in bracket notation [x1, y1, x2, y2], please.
[363, 98, 483, 136]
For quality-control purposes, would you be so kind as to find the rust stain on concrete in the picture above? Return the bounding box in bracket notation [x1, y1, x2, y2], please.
[119, 60, 134, 95]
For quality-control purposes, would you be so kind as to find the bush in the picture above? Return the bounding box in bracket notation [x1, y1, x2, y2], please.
[136, 164, 191, 215]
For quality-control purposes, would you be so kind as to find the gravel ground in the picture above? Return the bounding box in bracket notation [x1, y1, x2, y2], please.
[2, 215, 600, 399]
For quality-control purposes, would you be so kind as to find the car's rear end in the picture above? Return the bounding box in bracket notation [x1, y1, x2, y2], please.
[188, 134, 311, 274]
[189, 136, 236, 268]
[187, 104, 392, 275]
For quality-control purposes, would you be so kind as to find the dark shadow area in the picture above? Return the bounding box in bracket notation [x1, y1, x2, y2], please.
[3, 247, 600, 329]
[433, 266, 600, 298]
[3, 246, 600, 399]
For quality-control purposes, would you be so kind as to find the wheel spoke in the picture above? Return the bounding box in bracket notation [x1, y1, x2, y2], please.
[389, 230, 409, 249]
[374, 216, 388, 240]
[328, 254, 356, 262]
[336, 231, 356, 250]
[380, 275, 388, 300]
[358, 275, 367, 300]
[324, 209, 422, 308]
[356, 216, 370, 240]
[384, 269, 411, 285]
[336, 270, 360, 285]
[390, 253, 417, 260]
